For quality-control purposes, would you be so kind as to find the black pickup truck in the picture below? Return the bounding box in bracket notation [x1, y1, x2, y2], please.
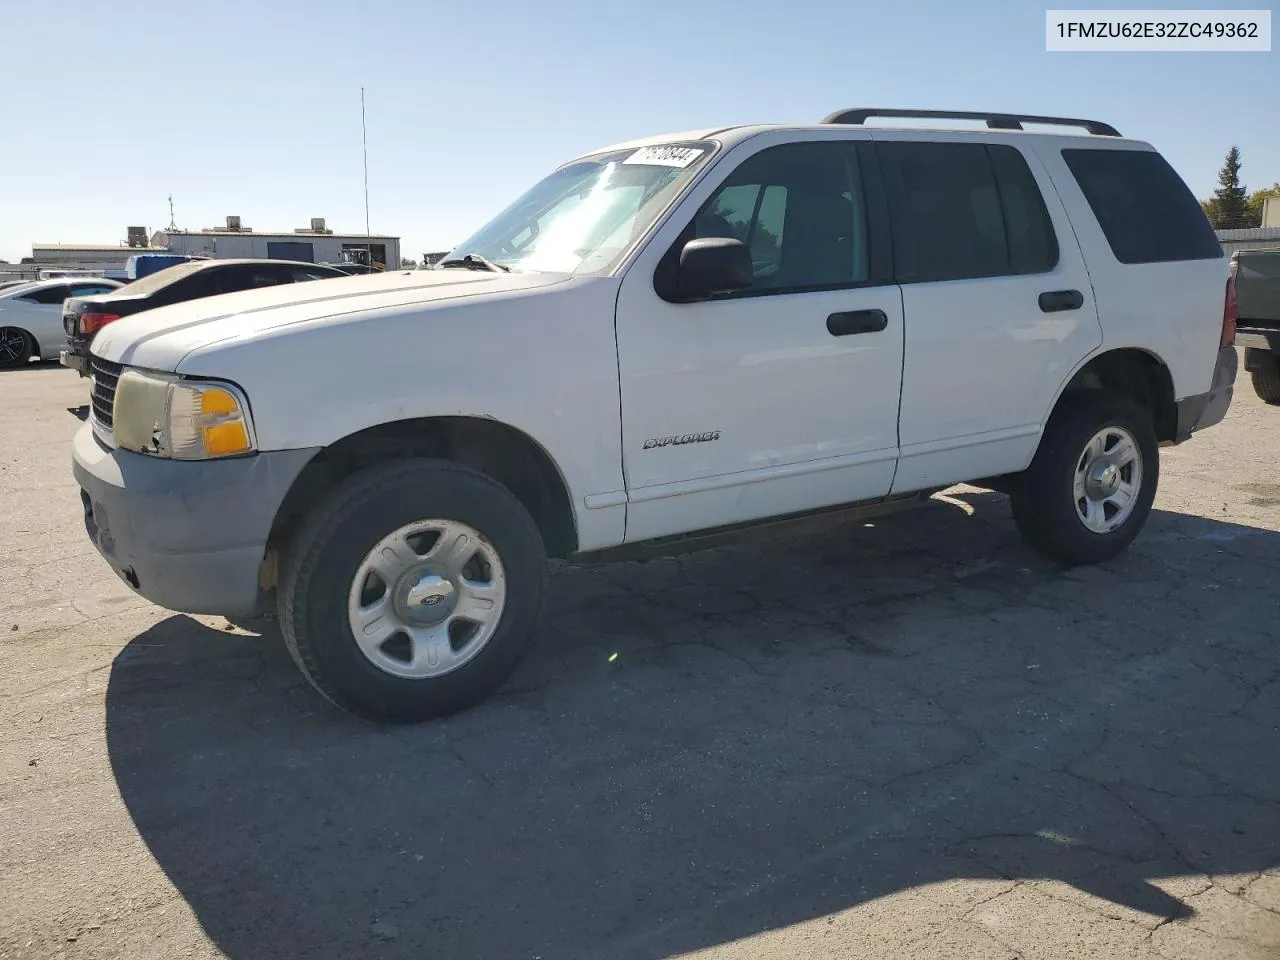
[1234, 249, 1280, 404]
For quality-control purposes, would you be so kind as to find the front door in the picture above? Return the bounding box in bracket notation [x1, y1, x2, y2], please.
[614, 135, 904, 543]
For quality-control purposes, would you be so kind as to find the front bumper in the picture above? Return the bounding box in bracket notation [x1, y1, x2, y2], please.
[71, 422, 318, 617]
[1173, 346, 1237, 441]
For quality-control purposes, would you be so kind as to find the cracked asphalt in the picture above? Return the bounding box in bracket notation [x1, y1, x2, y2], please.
[2, 358, 1279, 960]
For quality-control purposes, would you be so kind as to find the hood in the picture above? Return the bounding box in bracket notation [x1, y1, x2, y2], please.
[91, 268, 569, 372]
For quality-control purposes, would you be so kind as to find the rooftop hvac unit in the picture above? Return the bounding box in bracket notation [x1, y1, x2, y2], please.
[226, 215, 241, 231]
[126, 226, 148, 247]
[311, 217, 327, 233]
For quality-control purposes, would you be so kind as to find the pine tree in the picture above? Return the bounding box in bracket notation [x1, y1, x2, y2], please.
[1211, 146, 1251, 227]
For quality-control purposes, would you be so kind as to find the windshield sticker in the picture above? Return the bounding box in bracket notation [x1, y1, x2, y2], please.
[622, 145, 705, 168]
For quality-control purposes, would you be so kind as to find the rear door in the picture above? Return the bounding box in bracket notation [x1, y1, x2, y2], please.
[873, 134, 1103, 493]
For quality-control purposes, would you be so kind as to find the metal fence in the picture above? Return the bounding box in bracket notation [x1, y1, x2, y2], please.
[1217, 226, 1280, 256]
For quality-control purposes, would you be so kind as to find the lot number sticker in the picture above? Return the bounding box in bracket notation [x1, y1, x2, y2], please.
[623, 145, 705, 167]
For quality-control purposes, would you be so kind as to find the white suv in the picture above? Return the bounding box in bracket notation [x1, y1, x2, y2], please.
[73, 108, 1238, 722]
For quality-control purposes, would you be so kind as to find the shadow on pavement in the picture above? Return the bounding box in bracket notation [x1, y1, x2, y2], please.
[105, 491, 1280, 959]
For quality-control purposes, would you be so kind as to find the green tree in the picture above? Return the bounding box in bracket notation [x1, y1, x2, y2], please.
[1207, 146, 1254, 228]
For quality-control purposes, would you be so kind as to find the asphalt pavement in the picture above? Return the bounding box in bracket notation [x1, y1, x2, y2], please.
[2, 359, 1278, 959]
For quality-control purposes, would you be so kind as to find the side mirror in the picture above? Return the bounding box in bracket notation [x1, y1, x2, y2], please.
[672, 237, 753, 301]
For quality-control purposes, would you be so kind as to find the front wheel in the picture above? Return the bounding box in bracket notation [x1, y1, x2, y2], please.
[1010, 391, 1158, 566]
[277, 458, 547, 723]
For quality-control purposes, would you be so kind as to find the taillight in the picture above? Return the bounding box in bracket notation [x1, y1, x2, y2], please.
[80, 312, 120, 335]
[1221, 271, 1238, 349]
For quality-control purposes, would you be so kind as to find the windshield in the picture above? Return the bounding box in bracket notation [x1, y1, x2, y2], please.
[445, 141, 716, 276]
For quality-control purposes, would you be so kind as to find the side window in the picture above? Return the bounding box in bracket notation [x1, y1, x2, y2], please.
[159, 268, 235, 302]
[291, 267, 338, 282]
[208, 265, 282, 293]
[20, 285, 72, 304]
[245, 267, 288, 289]
[161, 270, 223, 303]
[690, 141, 869, 293]
[883, 141, 1057, 283]
[1061, 148, 1222, 264]
[702, 184, 789, 279]
[989, 146, 1059, 274]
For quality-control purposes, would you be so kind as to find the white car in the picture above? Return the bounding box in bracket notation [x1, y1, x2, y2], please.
[0, 277, 124, 368]
[73, 108, 1237, 722]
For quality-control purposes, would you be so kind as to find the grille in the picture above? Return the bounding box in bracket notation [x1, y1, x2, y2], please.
[90, 356, 123, 430]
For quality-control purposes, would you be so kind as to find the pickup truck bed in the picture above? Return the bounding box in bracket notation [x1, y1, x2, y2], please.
[1231, 249, 1280, 404]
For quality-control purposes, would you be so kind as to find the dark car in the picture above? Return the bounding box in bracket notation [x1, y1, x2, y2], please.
[1233, 249, 1280, 404]
[61, 258, 348, 375]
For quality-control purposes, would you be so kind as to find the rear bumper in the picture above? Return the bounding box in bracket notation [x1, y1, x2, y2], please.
[1173, 346, 1237, 441]
[59, 350, 89, 375]
[1237, 327, 1280, 355]
[72, 423, 319, 617]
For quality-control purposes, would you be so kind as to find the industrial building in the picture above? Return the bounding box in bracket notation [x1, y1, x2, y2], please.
[30, 241, 169, 272]
[5, 219, 402, 283]
[152, 216, 400, 271]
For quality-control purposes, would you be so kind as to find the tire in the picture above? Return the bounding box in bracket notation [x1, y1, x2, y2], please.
[277, 458, 547, 723]
[1251, 354, 1280, 404]
[0, 328, 34, 369]
[1010, 390, 1158, 566]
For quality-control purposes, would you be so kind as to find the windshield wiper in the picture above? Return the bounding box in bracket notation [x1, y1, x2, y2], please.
[437, 253, 510, 273]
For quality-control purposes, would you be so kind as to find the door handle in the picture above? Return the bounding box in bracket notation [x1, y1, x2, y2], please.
[1038, 289, 1084, 313]
[826, 309, 888, 336]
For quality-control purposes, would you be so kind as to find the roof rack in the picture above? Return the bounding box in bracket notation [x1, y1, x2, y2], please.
[822, 108, 1121, 138]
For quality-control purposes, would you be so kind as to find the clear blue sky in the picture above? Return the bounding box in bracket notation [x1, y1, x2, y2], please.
[0, 0, 1275, 264]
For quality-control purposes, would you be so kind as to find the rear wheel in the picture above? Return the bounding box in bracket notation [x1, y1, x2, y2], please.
[1251, 353, 1280, 404]
[277, 458, 547, 723]
[1010, 391, 1158, 566]
[0, 328, 33, 368]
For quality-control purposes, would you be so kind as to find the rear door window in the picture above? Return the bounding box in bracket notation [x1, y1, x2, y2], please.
[880, 141, 1059, 282]
[1061, 149, 1222, 264]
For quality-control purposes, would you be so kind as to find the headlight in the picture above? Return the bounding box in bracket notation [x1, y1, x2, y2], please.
[112, 369, 256, 460]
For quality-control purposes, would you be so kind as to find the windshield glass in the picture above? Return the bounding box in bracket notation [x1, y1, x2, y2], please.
[445, 141, 716, 275]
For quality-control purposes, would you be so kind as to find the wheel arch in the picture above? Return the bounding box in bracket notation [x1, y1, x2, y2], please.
[263, 416, 580, 584]
[1046, 347, 1178, 443]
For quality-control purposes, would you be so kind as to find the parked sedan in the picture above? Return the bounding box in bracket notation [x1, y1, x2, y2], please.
[0, 277, 124, 369]
[61, 258, 348, 375]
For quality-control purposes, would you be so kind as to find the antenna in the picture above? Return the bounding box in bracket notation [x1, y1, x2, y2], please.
[167, 194, 177, 231]
[361, 86, 372, 267]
